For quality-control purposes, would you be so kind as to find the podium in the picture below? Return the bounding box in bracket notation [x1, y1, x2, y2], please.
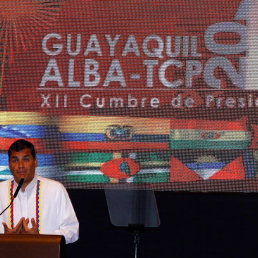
[0, 234, 66, 258]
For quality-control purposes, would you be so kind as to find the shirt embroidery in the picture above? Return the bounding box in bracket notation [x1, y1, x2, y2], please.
[36, 180, 42, 233]
[8, 181, 14, 229]
[8, 180, 41, 232]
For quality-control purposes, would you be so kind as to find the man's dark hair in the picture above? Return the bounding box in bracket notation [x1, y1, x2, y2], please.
[8, 139, 36, 159]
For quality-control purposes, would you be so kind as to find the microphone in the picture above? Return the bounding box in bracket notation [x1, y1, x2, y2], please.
[0, 178, 24, 216]
[13, 178, 24, 198]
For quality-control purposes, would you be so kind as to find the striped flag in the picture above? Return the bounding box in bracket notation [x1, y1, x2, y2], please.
[128, 152, 170, 183]
[62, 151, 170, 184]
[62, 152, 123, 183]
[170, 117, 250, 150]
[0, 112, 48, 151]
[58, 116, 170, 151]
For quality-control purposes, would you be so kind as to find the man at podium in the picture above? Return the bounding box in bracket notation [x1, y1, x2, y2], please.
[0, 139, 79, 244]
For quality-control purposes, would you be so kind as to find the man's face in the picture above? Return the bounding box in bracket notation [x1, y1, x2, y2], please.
[8, 148, 37, 184]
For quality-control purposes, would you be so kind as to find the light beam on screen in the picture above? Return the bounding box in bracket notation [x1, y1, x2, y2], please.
[0, 0, 61, 94]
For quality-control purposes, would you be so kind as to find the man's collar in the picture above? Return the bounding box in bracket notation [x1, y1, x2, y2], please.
[13, 174, 38, 191]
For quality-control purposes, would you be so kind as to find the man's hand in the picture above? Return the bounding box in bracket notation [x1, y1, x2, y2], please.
[2, 217, 39, 234]
[2, 217, 24, 234]
[22, 218, 39, 234]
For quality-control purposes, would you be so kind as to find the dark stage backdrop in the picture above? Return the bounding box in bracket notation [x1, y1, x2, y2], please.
[0, 0, 258, 192]
[66, 189, 258, 258]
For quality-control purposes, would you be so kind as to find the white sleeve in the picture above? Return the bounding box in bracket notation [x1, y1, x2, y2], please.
[53, 185, 79, 244]
[0, 181, 10, 234]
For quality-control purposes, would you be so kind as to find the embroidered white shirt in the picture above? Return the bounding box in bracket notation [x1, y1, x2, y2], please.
[0, 175, 79, 244]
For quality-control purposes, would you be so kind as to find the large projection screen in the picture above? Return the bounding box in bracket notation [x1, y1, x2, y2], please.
[0, 0, 257, 191]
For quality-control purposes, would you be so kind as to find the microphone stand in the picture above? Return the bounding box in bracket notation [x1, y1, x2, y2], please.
[0, 178, 24, 216]
[129, 224, 143, 258]
[134, 228, 140, 258]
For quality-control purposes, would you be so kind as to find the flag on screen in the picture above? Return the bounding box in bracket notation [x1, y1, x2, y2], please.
[170, 117, 249, 150]
[127, 152, 170, 183]
[62, 151, 171, 183]
[169, 153, 254, 182]
[0, 112, 48, 151]
[62, 152, 123, 183]
[58, 116, 169, 151]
